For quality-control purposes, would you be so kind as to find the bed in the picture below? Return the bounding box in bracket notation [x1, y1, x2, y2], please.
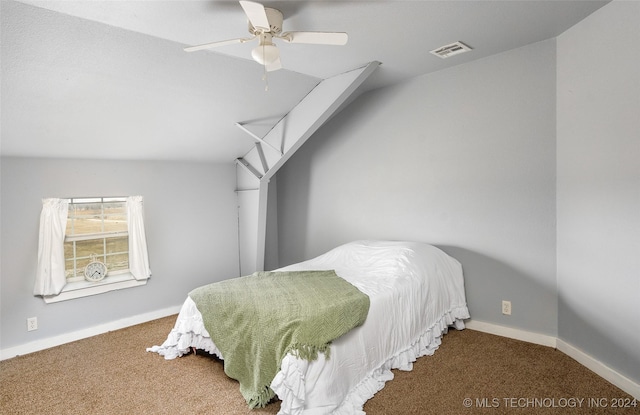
[148, 240, 470, 414]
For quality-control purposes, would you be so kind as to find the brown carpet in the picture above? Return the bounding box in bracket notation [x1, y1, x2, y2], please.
[1, 315, 637, 414]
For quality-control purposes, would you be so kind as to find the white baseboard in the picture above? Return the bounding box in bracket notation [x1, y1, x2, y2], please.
[0, 305, 181, 361]
[465, 319, 557, 348]
[557, 339, 640, 400]
[465, 319, 640, 400]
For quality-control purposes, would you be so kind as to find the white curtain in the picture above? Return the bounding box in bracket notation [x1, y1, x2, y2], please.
[127, 196, 152, 280]
[34, 198, 69, 296]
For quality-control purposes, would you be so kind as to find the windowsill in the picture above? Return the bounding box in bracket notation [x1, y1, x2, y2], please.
[43, 273, 148, 304]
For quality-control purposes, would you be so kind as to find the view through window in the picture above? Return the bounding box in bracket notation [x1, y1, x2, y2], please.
[64, 197, 129, 282]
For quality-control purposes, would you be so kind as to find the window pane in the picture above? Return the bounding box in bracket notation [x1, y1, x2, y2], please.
[74, 239, 105, 260]
[104, 202, 127, 232]
[69, 215, 103, 235]
[106, 236, 128, 254]
[107, 253, 129, 272]
[64, 241, 74, 259]
[65, 204, 77, 235]
[75, 202, 102, 213]
[103, 216, 127, 233]
[103, 201, 125, 214]
[65, 259, 76, 279]
[69, 203, 103, 235]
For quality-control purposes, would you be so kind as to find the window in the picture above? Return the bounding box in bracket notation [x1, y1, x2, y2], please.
[64, 197, 129, 282]
[34, 196, 151, 303]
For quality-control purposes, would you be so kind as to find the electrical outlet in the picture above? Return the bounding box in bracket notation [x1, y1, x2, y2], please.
[502, 300, 512, 316]
[27, 317, 38, 331]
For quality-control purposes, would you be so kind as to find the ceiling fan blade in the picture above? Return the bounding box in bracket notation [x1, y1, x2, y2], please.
[280, 32, 348, 45]
[239, 1, 270, 31]
[184, 37, 251, 52]
[265, 57, 282, 72]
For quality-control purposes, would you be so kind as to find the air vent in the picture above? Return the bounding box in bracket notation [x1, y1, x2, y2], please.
[430, 41, 472, 59]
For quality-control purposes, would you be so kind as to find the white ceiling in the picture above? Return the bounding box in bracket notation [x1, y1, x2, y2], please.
[1, 0, 609, 162]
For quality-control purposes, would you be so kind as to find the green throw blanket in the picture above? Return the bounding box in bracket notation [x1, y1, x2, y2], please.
[188, 270, 370, 409]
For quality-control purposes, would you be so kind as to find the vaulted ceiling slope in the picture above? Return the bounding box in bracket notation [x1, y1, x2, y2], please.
[1, 1, 609, 162]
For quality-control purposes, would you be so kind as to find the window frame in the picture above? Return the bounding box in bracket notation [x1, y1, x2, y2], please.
[42, 196, 148, 304]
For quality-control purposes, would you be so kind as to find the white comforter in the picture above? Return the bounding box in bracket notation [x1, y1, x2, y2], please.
[148, 240, 470, 414]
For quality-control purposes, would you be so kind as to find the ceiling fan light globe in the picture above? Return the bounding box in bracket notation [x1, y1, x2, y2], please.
[251, 44, 279, 65]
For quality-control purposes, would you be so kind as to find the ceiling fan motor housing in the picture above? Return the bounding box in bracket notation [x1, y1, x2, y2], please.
[248, 7, 283, 34]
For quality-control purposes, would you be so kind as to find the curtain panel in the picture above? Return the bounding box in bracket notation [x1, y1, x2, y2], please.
[127, 195, 152, 281]
[34, 198, 69, 296]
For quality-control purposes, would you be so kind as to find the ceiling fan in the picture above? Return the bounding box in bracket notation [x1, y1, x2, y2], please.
[184, 1, 348, 72]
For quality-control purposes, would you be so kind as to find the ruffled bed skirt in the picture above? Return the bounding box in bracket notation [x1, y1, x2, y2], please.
[148, 298, 468, 414]
[323, 307, 467, 415]
[147, 297, 222, 360]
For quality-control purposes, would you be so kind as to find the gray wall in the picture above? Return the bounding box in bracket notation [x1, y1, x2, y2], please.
[557, 1, 640, 382]
[0, 157, 239, 350]
[277, 39, 558, 336]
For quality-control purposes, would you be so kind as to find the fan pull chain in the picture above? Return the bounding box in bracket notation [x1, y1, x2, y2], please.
[262, 67, 269, 91]
[262, 43, 269, 91]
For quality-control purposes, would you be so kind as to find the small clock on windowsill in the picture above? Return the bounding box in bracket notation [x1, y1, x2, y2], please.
[84, 256, 107, 282]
